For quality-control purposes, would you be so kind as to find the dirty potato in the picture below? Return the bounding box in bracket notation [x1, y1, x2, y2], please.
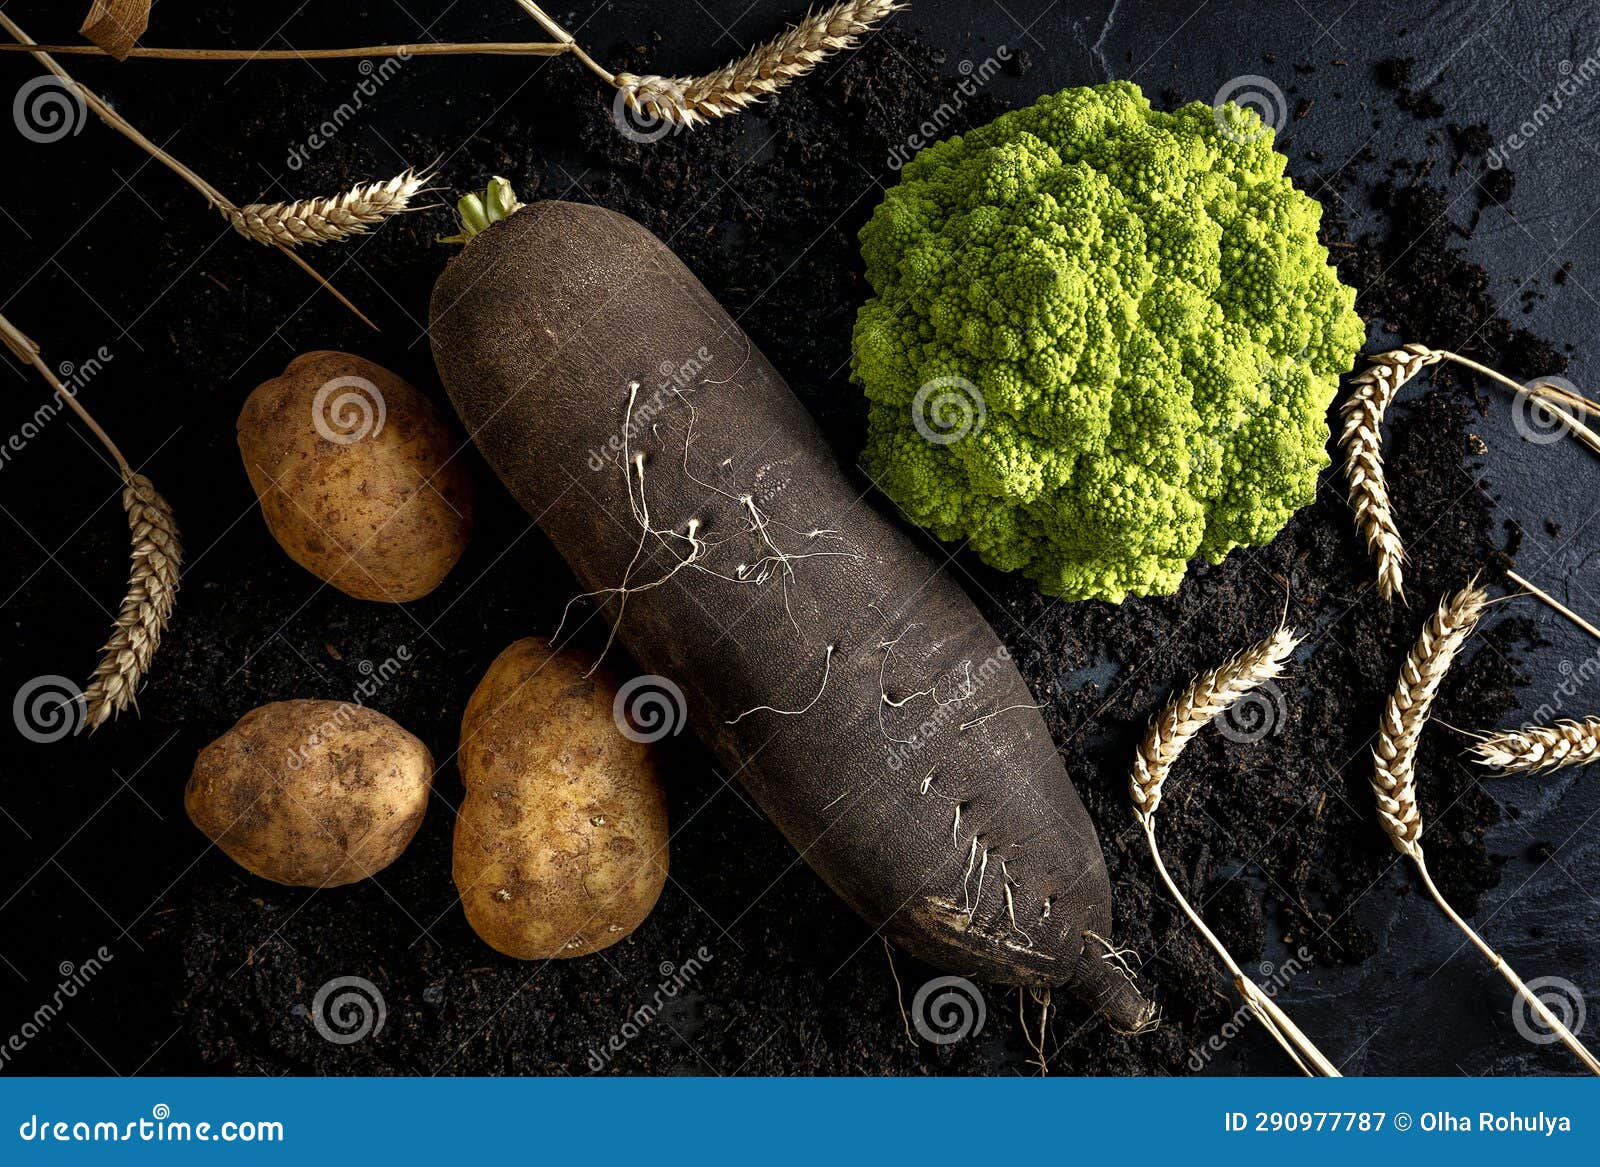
[238, 350, 474, 602]
[186, 699, 434, 887]
[455, 638, 669, 959]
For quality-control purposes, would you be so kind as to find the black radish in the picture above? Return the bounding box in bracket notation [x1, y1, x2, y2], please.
[429, 189, 1153, 1030]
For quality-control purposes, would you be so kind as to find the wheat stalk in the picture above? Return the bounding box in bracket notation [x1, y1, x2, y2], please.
[1503, 568, 1600, 648]
[0, 40, 571, 59]
[0, 10, 375, 327]
[82, 473, 182, 730]
[224, 170, 429, 248]
[1368, 579, 1600, 1075]
[1434, 349, 1600, 455]
[614, 0, 904, 128]
[1371, 580, 1488, 859]
[6, 3, 899, 137]
[1470, 718, 1600, 773]
[1338, 344, 1442, 602]
[1129, 627, 1339, 1077]
[0, 313, 182, 732]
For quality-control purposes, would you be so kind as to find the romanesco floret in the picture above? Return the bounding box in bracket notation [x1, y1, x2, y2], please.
[853, 82, 1365, 603]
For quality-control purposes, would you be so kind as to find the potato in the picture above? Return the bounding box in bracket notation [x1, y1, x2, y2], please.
[185, 699, 434, 887]
[238, 350, 474, 602]
[455, 637, 669, 958]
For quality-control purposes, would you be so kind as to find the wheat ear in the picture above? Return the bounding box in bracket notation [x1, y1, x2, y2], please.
[1370, 580, 1600, 1075]
[0, 10, 373, 328]
[1470, 718, 1600, 774]
[1339, 343, 1600, 602]
[82, 473, 182, 729]
[1131, 627, 1340, 1077]
[1338, 344, 1441, 602]
[1371, 580, 1488, 859]
[614, 0, 904, 128]
[1131, 627, 1301, 824]
[0, 313, 182, 731]
[225, 170, 429, 247]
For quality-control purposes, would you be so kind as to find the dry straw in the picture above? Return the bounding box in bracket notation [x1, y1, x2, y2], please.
[614, 0, 906, 128]
[0, 9, 395, 328]
[0, 313, 182, 732]
[225, 170, 429, 247]
[0, 41, 573, 60]
[1370, 580, 1600, 1075]
[1504, 568, 1600, 644]
[5, 1, 903, 134]
[1340, 343, 1600, 603]
[1130, 627, 1341, 1077]
[1469, 717, 1600, 774]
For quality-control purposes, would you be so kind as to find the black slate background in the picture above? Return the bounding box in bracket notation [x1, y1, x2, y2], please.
[2, 0, 1599, 1076]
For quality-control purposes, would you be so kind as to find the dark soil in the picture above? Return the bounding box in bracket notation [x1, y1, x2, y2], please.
[30, 30, 1557, 1075]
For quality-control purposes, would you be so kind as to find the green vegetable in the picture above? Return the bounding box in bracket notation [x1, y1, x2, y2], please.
[852, 81, 1365, 603]
[440, 176, 524, 244]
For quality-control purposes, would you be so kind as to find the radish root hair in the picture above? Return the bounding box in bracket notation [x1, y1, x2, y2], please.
[727, 643, 834, 724]
[1020, 986, 1051, 1075]
[1083, 930, 1160, 1037]
[875, 624, 979, 744]
[557, 381, 864, 665]
[958, 700, 1044, 732]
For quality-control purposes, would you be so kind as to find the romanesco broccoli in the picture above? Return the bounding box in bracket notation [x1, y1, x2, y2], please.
[853, 81, 1365, 603]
